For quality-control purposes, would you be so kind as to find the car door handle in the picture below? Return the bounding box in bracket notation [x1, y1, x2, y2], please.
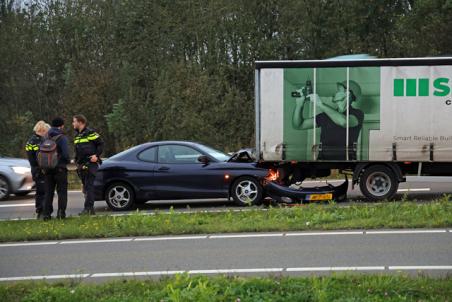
[158, 166, 170, 171]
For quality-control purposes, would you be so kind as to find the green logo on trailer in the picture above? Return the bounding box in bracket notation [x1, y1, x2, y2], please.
[393, 78, 450, 97]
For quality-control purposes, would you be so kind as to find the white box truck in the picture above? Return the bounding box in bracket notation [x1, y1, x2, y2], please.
[255, 57, 452, 201]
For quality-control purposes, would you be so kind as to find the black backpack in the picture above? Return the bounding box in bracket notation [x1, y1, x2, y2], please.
[37, 134, 62, 170]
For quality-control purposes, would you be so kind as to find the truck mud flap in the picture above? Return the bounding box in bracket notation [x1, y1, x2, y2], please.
[264, 178, 348, 204]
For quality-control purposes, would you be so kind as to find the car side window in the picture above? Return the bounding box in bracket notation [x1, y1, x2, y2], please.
[158, 145, 203, 164]
[137, 147, 157, 162]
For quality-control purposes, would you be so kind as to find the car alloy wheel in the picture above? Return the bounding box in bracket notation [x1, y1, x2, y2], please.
[0, 177, 10, 201]
[232, 176, 263, 206]
[106, 183, 135, 211]
[235, 180, 258, 204]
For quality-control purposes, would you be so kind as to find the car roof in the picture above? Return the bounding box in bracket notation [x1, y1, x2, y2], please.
[109, 141, 227, 161]
[143, 141, 202, 147]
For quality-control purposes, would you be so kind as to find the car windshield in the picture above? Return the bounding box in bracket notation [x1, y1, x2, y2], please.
[197, 144, 230, 162]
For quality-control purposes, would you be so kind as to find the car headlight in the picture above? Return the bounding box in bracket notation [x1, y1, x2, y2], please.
[11, 166, 31, 175]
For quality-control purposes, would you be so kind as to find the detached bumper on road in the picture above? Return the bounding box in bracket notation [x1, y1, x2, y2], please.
[264, 178, 348, 204]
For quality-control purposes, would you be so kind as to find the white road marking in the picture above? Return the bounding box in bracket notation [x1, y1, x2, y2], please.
[60, 238, 133, 245]
[286, 231, 363, 236]
[302, 180, 345, 184]
[0, 241, 59, 247]
[134, 235, 208, 241]
[91, 271, 185, 278]
[2, 265, 452, 281]
[2, 218, 34, 221]
[389, 266, 452, 270]
[366, 230, 447, 235]
[0, 203, 34, 208]
[405, 176, 452, 183]
[0, 274, 89, 282]
[0, 229, 449, 248]
[397, 188, 431, 192]
[287, 266, 385, 272]
[188, 268, 284, 274]
[209, 233, 284, 239]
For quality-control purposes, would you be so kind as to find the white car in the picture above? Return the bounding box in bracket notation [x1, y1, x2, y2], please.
[0, 156, 34, 200]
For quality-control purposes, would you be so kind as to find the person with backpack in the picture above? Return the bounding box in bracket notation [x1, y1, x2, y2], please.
[25, 121, 51, 219]
[41, 117, 70, 220]
[72, 114, 104, 216]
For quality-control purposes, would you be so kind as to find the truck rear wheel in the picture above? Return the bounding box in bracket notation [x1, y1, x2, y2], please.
[359, 165, 398, 201]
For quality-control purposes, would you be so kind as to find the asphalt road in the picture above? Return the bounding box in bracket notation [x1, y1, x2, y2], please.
[0, 177, 452, 220]
[1, 177, 452, 220]
[0, 229, 451, 281]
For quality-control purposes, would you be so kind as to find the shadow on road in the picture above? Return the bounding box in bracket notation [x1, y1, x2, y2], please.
[0, 194, 34, 202]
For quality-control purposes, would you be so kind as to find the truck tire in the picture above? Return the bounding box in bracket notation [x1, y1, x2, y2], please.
[231, 176, 263, 206]
[359, 165, 399, 201]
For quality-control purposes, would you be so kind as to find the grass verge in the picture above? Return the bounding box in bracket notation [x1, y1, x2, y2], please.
[0, 198, 451, 242]
[1, 274, 451, 301]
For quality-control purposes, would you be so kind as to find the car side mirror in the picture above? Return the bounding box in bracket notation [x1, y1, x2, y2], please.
[198, 155, 210, 164]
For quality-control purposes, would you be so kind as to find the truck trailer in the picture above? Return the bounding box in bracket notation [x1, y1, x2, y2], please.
[255, 57, 452, 201]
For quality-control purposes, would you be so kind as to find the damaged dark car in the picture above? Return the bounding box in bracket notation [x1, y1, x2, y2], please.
[93, 141, 269, 211]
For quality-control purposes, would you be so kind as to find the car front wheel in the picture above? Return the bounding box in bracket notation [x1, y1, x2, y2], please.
[231, 176, 263, 206]
[0, 176, 10, 201]
[105, 182, 136, 211]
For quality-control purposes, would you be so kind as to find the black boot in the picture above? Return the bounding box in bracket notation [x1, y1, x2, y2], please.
[56, 210, 66, 219]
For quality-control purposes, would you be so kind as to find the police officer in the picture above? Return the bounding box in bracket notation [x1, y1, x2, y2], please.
[25, 121, 51, 219]
[72, 114, 104, 215]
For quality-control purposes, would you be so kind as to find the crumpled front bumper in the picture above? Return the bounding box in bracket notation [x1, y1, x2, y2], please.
[264, 178, 348, 204]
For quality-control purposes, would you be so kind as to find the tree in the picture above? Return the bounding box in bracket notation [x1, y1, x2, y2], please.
[0, 0, 450, 157]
